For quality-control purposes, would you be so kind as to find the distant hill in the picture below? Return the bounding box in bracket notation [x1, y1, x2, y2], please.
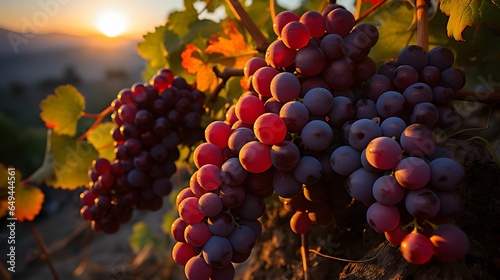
[0, 28, 145, 87]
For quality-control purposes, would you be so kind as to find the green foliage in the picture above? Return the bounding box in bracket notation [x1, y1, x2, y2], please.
[137, 25, 169, 80]
[440, 0, 500, 41]
[138, 0, 222, 82]
[129, 222, 166, 253]
[225, 76, 245, 102]
[39, 85, 85, 137]
[86, 122, 115, 161]
[0, 114, 45, 176]
[45, 133, 98, 189]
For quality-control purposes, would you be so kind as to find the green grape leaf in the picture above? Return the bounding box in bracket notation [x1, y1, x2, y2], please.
[440, 0, 500, 41]
[225, 76, 244, 102]
[137, 25, 168, 80]
[45, 133, 98, 189]
[197, 0, 226, 13]
[86, 122, 115, 162]
[166, 0, 199, 38]
[39, 85, 85, 137]
[361, 1, 416, 65]
[184, 19, 221, 47]
[0, 164, 45, 222]
[129, 222, 165, 253]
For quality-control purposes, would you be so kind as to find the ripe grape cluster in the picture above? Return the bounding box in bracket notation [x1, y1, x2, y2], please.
[367, 44, 465, 129]
[80, 68, 205, 234]
[346, 44, 470, 264]
[170, 4, 470, 277]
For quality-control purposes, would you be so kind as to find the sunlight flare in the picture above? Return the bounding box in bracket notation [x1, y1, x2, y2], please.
[95, 11, 127, 38]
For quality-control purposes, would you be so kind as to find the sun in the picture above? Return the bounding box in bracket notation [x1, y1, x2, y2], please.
[95, 11, 127, 38]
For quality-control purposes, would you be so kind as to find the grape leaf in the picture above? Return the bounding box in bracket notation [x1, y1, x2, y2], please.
[45, 134, 98, 189]
[205, 20, 256, 68]
[129, 222, 165, 253]
[183, 19, 221, 48]
[361, 1, 416, 64]
[197, 0, 226, 13]
[181, 44, 206, 73]
[166, 0, 198, 38]
[225, 76, 245, 101]
[0, 164, 44, 222]
[181, 44, 219, 92]
[39, 85, 85, 137]
[137, 25, 168, 80]
[14, 185, 45, 222]
[440, 0, 500, 41]
[86, 122, 115, 162]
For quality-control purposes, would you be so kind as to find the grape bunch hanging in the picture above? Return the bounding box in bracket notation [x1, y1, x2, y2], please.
[167, 4, 470, 279]
[80, 68, 205, 234]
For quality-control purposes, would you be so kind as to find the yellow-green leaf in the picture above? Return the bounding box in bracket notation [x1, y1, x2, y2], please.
[137, 25, 168, 80]
[0, 164, 45, 222]
[40, 85, 85, 136]
[440, 0, 500, 41]
[129, 222, 165, 253]
[45, 134, 98, 189]
[87, 122, 116, 162]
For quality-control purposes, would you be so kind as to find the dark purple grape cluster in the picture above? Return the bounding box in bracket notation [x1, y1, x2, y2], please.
[337, 44, 470, 264]
[170, 5, 470, 278]
[80, 68, 205, 234]
[366, 44, 465, 129]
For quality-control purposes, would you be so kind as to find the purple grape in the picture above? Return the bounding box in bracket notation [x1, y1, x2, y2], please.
[405, 187, 441, 219]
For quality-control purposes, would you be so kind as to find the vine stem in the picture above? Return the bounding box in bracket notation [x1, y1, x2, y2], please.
[225, 0, 269, 52]
[29, 221, 60, 280]
[309, 242, 387, 263]
[270, 0, 276, 23]
[21, 129, 54, 186]
[354, 0, 388, 24]
[453, 90, 500, 105]
[209, 67, 244, 103]
[416, 0, 429, 51]
[77, 105, 114, 142]
[301, 234, 311, 280]
[81, 112, 101, 118]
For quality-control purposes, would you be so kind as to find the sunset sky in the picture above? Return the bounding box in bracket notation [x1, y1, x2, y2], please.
[0, 0, 338, 39]
[0, 0, 211, 39]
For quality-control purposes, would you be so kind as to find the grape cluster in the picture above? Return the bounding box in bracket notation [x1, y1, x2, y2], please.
[80, 68, 205, 234]
[339, 43, 470, 265]
[350, 123, 469, 264]
[170, 5, 470, 277]
[367, 44, 465, 129]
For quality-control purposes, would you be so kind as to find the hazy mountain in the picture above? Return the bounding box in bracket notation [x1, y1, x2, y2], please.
[0, 28, 145, 87]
